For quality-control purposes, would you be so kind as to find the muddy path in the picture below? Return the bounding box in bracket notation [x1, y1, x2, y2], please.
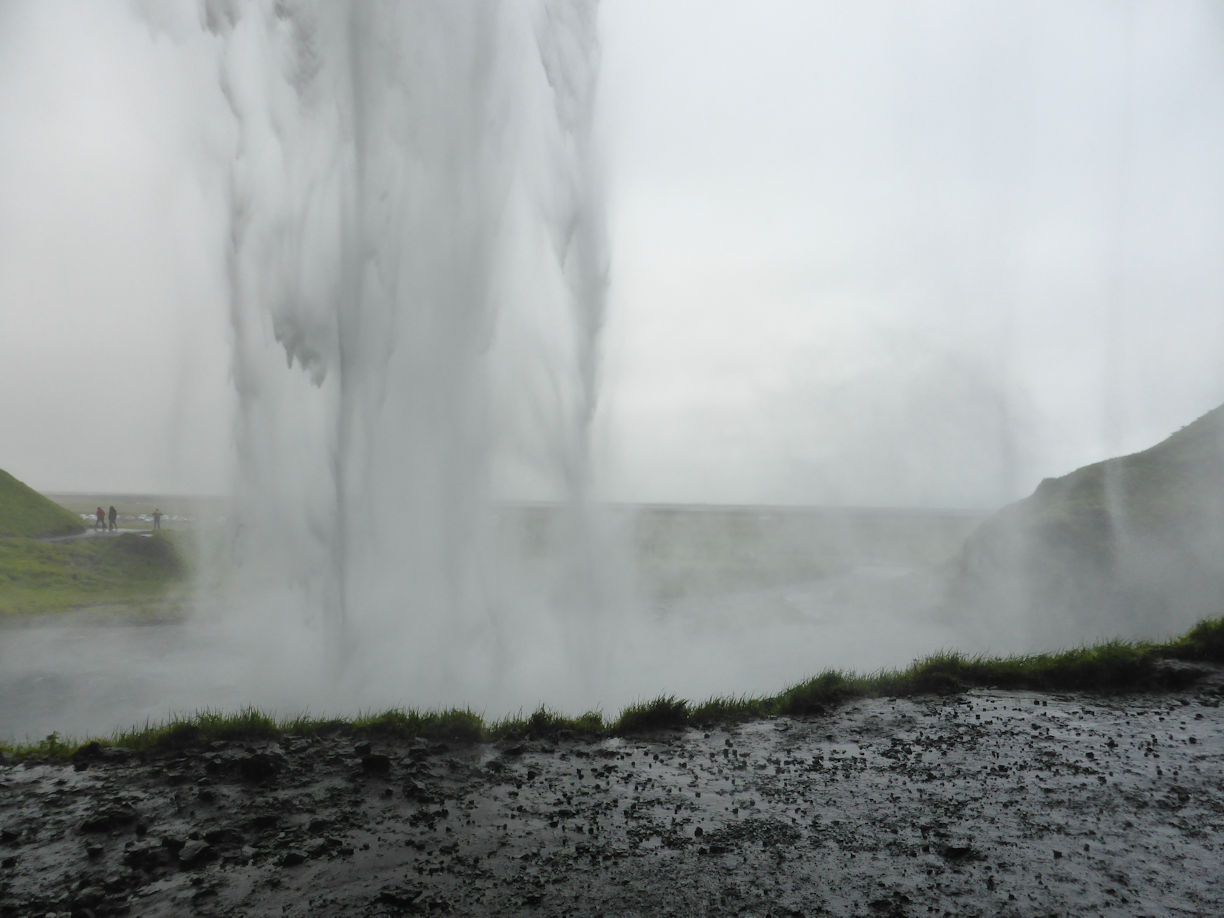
[3, 668, 1223, 916]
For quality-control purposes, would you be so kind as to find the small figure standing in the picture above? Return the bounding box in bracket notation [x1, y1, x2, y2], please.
[95, 507, 105, 530]
[152, 508, 162, 531]
[107, 505, 117, 531]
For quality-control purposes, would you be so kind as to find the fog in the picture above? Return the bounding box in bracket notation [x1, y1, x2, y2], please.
[597, 1, 1224, 507]
[1, 2, 1223, 739]
[2, 1, 1221, 503]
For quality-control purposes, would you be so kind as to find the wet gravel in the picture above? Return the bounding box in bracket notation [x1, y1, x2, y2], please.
[3, 666, 1223, 916]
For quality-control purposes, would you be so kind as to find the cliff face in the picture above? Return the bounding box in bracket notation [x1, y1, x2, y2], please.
[947, 404, 1224, 636]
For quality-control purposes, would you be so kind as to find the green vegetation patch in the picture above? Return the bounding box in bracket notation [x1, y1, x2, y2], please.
[615, 695, 690, 733]
[351, 708, 486, 744]
[0, 469, 84, 538]
[5, 616, 1223, 761]
[0, 532, 186, 616]
[689, 695, 773, 725]
[493, 707, 605, 741]
[1167, 616, 1224, 662]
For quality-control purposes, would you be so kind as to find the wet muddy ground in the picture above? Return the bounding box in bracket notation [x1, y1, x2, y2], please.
[3, 665, 1223, 917]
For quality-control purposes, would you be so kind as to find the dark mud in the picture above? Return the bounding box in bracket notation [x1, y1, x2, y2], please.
[4, 667, 1224, 917]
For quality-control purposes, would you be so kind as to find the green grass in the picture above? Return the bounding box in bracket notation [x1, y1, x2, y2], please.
[690, 695, 774, 725]
[6, 616, 1223, 762]
[0, 469, 84, 538]
[0, 531, 187, 616]
[492, 707, 606, 741]
[615, 695, 690, 733]
[0, 469, 187, 616]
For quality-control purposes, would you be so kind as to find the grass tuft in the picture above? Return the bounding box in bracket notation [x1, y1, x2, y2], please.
[491, 707, 607, 741]
[614, 695, 690, 734]
[776, 671, 856, 715]
[1168, 616, 1224, 662]
[352, 708, 485, 743]
[690, 695, 772, 724]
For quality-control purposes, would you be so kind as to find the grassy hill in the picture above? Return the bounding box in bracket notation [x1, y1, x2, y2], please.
[948, 403, 1224, 633]
[0, 469, 186, 616]
[0, 531, 186, 617]
[0, 469, 84, 538]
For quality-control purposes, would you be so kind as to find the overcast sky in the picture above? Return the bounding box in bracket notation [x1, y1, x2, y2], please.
[2, 1, 1223, 507]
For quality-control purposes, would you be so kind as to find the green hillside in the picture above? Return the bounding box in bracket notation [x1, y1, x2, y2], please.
[0, 532, 186, 617]
[948, 403, 1224, 632]
[0, 468, 188, 616]
[0, 469, 84, 538]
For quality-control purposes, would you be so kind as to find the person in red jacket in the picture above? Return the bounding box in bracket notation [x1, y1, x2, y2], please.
[95, 507, 105, 531]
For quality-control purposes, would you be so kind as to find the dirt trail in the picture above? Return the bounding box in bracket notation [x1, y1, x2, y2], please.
[3, 669, 1223, 916]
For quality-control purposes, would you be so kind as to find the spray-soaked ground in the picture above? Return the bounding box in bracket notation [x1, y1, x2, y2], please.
[4, 670, 1223, 916]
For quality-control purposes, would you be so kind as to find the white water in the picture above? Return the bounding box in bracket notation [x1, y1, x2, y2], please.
[207, 2, 622, 713]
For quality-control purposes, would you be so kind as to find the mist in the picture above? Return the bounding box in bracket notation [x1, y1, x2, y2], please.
[2, 2, 1224, 740]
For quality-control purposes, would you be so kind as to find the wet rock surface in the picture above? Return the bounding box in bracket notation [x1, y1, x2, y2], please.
[3, 671, 1224, 916]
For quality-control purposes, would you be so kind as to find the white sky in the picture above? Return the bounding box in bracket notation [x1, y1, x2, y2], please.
[2, 1, 1223, 507]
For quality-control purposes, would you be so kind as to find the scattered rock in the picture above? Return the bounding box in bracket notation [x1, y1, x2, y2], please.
[178, 839, 215, 867]
[161, 835, 186, 854]
[80, 805, 138, 834]
[203, 827, 244, 847]
[361, 753, 392, 775]
[280, 849, 308, 867]
[938, 843, 981, 862]
[123, 839, 168, 870]
[6, 681, 1224, 915]
[237, 752, 284, 782]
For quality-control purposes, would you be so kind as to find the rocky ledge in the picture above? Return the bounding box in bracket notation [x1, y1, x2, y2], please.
[3, 668, 1224, 917]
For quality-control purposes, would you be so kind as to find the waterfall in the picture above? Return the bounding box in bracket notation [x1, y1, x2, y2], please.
[205, 1, 610, 710]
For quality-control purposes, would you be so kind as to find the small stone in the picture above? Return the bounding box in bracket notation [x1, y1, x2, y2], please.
[161, 836, 186, 854]
[204, 827, 244, 847]
[71, 885, 105, 911]
[80, 806, 138, 834]
[237, 753, 283, 782]
[361, 753, 392, 775]
[124, 840, 168, 870]
[178, 839, 215, 867]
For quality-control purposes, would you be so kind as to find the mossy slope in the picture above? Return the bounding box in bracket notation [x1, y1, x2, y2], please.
[949, 403, 1224, 624]
[0, 469, 84, 538]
